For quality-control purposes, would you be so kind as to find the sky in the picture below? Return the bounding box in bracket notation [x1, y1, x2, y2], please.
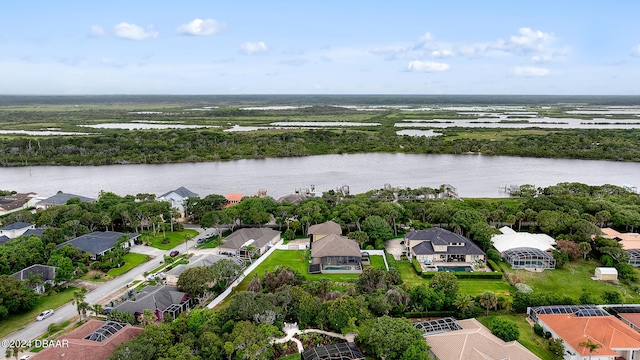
[1, 0, 640, 95]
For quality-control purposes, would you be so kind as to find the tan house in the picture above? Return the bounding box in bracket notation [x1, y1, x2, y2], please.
[600, 227, 640, 249]
[406, 228, 485, 265]
[308, 220, 342, 242]
[423, 318, 540, 360]
[217, 228, 281, 257]
[309, 234, 362, 274]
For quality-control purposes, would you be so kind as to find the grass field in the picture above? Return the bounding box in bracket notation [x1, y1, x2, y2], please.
[477, 313, 554, 360]
[145, 229, 198, 250]
[107, 253, 149, 276]
[0, 287, 78, 339]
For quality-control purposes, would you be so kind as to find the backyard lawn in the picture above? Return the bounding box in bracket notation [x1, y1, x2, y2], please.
[477, 313, 554, 360]
[107, 253, 150, 276]
[0, 286, 78, 339]
[505, 260, 640, 303]
[145, 229, 199, 250]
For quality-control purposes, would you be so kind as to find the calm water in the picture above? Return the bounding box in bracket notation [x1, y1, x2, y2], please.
[1, 153, 639, 199]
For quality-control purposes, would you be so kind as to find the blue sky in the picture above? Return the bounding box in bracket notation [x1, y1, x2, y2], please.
[2, 0, 639, 95]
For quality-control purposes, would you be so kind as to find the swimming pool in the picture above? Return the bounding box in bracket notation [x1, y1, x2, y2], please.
[438, 266, 473, 272]
[324, 266, 352, 270]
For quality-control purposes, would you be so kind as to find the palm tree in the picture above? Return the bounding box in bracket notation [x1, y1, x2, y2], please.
[452, 294, 474, 315]
[579, 242, 592, 260]
[5, 344, 23, 360]
[92, 304, 104, 318]
[479, 291, 498, 316]
[140, 309, 157, 326]
[72, 288, 88, 320]
[499, 296, 514, 313]
[578, 339, 602, 360]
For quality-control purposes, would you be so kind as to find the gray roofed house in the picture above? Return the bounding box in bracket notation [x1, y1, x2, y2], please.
[0, 235, 9, 246]
[217, 227, 281, 257]
[157, 186, 199, 217]
[308, 220, 342, 242]
[113, 285, 190, 322]
[276, 193, 308, 204]
[310, 234, 362, 274]
[23, 228, 45, 237]
[406, 227, 485, 265]
[57, 231, 140, 260]
[12, 264, 57, 293]
[165, 254, 226, 286]
[158, 186, 199, 199]
[0, 221, 35, 239]
[36, 192, 96, 210]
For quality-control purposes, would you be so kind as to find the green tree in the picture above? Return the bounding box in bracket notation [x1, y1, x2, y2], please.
[548, 338, 565, 360]
[177, 266, 214, 298]
[72, 288, 89, 320]
[428, 272, 459, 300]
[452, 294, 474, 314]
[490, 317, 520, 342]
[579, 242, 592, 260]
[578, 339, 602, 360]
[362, 215, 393, 248]
[358, 315, 429, 360]
[479, 291, 498, 316]
[356, 267, 387, 294]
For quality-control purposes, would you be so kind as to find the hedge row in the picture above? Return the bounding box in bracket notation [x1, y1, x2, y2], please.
[487, 259, 501, 272]
[421, 271, 503, 279]
[404, 310, 456, 318]
[412, 259, 423, 275]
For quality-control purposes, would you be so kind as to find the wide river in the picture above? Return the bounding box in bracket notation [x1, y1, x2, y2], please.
[1, 153, 639, 199]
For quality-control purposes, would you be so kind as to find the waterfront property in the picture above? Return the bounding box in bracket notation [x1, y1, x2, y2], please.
[406, 228, 485, 270]
[529, 305, 640, 360]
[157, 186, 198, 217]
[56, 231, 140, 260]
[217, 227, 281, 258]
[308, 220, 342, 243]
[309, 234, 362, 274]
[0, 192, 38, 215]
[35, 192, 96, 210]
[600, 228, 640, 266]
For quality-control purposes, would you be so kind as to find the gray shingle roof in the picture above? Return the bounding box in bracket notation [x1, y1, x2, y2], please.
[222, 228, 280, 250]
[311, 234, 361, 258]
[37, 193, 96, 206]
[408, 228, 485, 256]
[12, 264, 57, 282]
[159, 186, 198, 199]
[308, 221, 342, 236]
[56, 231, 139, 256]
[1, 222, 33, 231]
[23, 229, 45, 237]
[0, 235, 9, 245]
[166, 254, 225, 277]
[114, 285, 187, 314]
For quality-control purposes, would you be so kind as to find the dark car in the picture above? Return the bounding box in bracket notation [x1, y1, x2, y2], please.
[169, 250, 179, 257]
[197, 238, 207, 244]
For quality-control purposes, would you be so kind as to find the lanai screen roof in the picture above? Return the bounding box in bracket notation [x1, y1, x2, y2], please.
[83, 321, 128, 343]
[414, 317, 463, 335]
[301, 342, 365, 360]
[503, 247, 554, 262]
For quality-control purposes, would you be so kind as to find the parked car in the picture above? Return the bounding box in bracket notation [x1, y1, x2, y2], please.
[197, 238, 207, 244]
[169, 250, 179, 257]
[19, 355, 32, 360]
[36, 309, 54, 321]
[103, 307, 114, 315]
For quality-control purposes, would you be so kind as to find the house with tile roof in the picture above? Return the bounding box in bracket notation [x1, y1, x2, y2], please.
[56, 231, 140, 260]
[36, 192, 96, 210]
[30, 320, 143, 360]
[530, 305, 640, 359]
[308, 220, 342, 242]
[224, 193, 244, 208]
[0, 221, 35, 239]
[157, 186, 199, 217]
[217, 227, 281, 257]
[309, 234, 362, 274]
[406, 227, 485, 265]
[421, 317, 540, 360]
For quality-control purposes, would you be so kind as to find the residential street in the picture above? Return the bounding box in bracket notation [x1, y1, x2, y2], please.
[0, 226, 205, 359]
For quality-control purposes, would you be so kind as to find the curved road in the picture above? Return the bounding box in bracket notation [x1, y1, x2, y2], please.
[0, 226, 206, 359]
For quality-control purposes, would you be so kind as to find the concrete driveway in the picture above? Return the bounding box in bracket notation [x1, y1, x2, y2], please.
[384, 238, 406, 260]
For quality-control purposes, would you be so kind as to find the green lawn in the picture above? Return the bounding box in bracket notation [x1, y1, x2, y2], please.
[107, 253, 150, 276]
[200, 237, 222, 249]
[505, 260, 640, 302]
[0, 287, 78, 339]
[477, 313, 554, 360]
[145, 229, 198, 250]
[368, 255, 385, 269]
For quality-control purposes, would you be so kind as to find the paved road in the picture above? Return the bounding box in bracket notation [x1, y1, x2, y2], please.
[0, 226, 206, 359]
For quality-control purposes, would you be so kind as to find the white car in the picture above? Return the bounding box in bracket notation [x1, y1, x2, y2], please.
[36, 309, 54, 321]
[19, 355, 32, 360]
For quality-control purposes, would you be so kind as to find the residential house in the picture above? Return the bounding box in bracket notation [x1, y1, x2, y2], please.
[529, 305, 640, 360]
[309, 234, 362, 274]
[608, 306, 640, 333]
[600, 228, 640, 266]
[406, 228, 485, 264]
[420, 317, 540, 360]
[56, 231, 140, 260]
[31, 320, 143, 360]
[224, 193, 243, 208]
[113, 285, 190, 322]
[0, 235, 9, 246]
[0, 192, 38, 215]
[157, 186, 198, 218]
[0, 221, 35, 239]
[217, 228, 281, 257]
[36, 192, 96, 210]
[165, 254, 226, 286]
[276, 193, 308, 204]
[11, 264, 57, 293]
[491, 226, 556, 254]
[308, 220, 342, 242]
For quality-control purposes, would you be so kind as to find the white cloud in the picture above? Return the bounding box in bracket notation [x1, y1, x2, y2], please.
[114, 22, 158, 40]
[176, 18, 225, 36]
[632, 45, 640, 57]
[419, 32, 434, 42]
[90, 25, 105, 37]
[240, 42, 268, 55]
[502, 27, 553, 54]
[431, 50, 454, 58]
[509, 66, 550, 77]
[407, 61, 450, 72]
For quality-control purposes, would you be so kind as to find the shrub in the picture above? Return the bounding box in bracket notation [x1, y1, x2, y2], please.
[515, 283, 533, 293]
[487, 249, 500, 263]
[421, 272, 503, 279]
[533, 323, 544, 337]
[486, 259, 501, 272]
[491, 318, 520, 342]
[412, 259, 423, 275]
[544, 331, 552, 339]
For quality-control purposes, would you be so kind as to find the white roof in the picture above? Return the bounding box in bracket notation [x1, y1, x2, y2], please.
[596, 267, 618, 274]
[499, 226, 517, 234]
[491, 231, 556, 254]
